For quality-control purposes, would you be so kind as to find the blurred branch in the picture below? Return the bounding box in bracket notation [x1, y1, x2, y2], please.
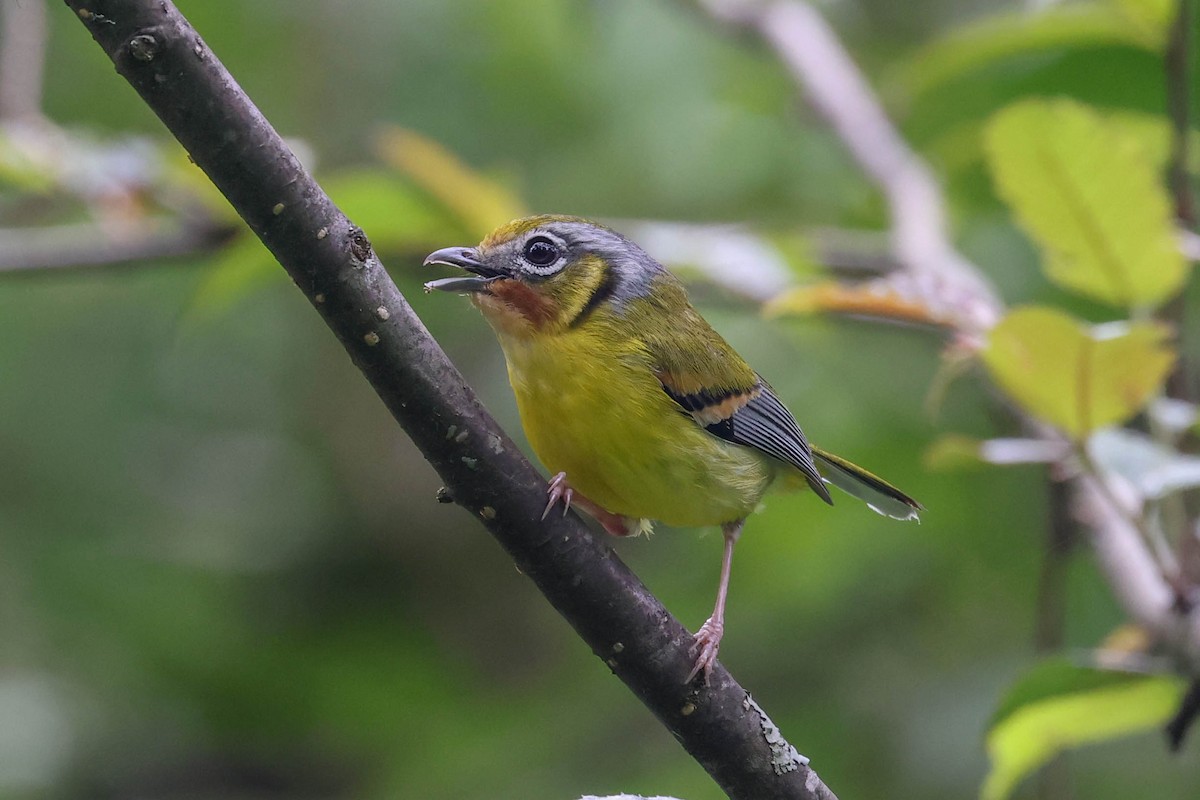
[1162, 0, 1197, 404]
[1166, 677, 1200, 750]
[617, 220, 902, 304]
[1035, 476, 1075, 653]
[613, 219, 793, 302]
[0, 0, 48, 122]
[63, 2, 836, 798]
[0, 217, 236, 273]
[1166, 0, 1196, 230]
[694, 0, 1003, 334]
[1076, 477, 1181, 639]
[809, 227, 902, 275]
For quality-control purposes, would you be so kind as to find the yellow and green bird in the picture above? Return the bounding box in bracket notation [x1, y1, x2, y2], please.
[425, 215, 920, 682]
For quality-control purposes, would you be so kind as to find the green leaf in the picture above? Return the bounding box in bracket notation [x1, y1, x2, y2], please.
[982, 306, 1175, 439]
[188, 233, 280, 318]
[984, 99, 1186, 307]
[1102, 110, 1200, 172]
[924, 434, 984, 471]
[898, 5, 1155, 103]
[983, 658, 1184, 800]
[323, 170, 469, 250]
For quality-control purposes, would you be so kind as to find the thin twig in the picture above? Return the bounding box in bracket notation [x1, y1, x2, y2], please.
[1076, 476, 1177, 638]
[63, 2, 837, 798]
[1076, 443, 1181, 579]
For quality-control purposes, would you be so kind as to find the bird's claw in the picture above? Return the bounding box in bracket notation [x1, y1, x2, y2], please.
[542, 471, 574, 520]
[686, 617, 724, 684]
[542, 472, 639, 537]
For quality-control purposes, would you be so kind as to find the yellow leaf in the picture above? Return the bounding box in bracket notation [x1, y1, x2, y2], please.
[374, 127, 525, 239]
[983, 662, 1183, 800]
[982, 306, 1175, 438]
[984, 99, 1186, 308]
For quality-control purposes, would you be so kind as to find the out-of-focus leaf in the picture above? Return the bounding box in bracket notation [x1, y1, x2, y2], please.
[1110, 0, 1176, 45]
[984, 99, 1185, 307]
[1099, 623, 1155, 657]
[161, 145, 241, 222]
[981, 306, 1175, 438]
[1148, 396, 1199, 438]
[323, 170, 466, 251]
[898, 6, 1153, 104]
[1103, 110, 1200, 172]
[1090, 428, 1200, 501]
[982, 658, 1184, 800]
[927, 110, 1200, 189]
[188, 234, 279, 318]
[375, 127, 525, 238]
[924, 434, 985, 470]
[0, 130, 57, 192]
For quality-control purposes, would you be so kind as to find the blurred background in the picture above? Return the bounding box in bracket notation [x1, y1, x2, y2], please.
[1, 0, 1197, 798]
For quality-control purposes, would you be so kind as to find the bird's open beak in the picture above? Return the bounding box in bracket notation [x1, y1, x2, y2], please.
[423, 246, 502, 293]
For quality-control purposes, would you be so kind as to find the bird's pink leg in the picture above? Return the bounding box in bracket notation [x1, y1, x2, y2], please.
[686, 519, 744, 684]
[543, 471, 637, 537]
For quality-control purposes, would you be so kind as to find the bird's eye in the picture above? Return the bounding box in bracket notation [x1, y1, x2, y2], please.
[522, 237, 561, 268]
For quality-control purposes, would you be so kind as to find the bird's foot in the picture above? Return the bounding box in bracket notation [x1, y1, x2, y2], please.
[543, 472, 574, 519]
[542, 472, 638, 537]
[686, 616, 724, 684]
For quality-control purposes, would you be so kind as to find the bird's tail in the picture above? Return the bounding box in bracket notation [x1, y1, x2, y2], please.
[812, 447, 923, 522]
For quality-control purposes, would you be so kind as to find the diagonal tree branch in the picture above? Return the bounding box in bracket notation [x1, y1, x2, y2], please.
[62, 1, 835, 798]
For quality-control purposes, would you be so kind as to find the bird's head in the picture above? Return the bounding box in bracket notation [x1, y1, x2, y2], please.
[424, 215, 664, 337]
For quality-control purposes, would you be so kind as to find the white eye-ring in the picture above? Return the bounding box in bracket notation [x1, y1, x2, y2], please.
[521, 235, 565, 275]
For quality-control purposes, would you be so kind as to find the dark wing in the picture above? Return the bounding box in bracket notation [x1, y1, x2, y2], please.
[659, 378, 833, 505]
[633, 274, 832, 504]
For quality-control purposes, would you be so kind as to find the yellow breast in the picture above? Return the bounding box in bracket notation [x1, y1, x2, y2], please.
[492, 317, 774, 528]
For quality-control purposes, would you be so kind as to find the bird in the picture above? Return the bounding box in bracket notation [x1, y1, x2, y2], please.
[424, 215, 921, 682]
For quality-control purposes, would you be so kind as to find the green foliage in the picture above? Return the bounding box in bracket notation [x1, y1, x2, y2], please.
[981, 306, 1175, 439]
[923, 433, 986, 470]
[982, 658, 1185, 800]
[984, 99, 1186, 308]
[898, 4, 1159, 105]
